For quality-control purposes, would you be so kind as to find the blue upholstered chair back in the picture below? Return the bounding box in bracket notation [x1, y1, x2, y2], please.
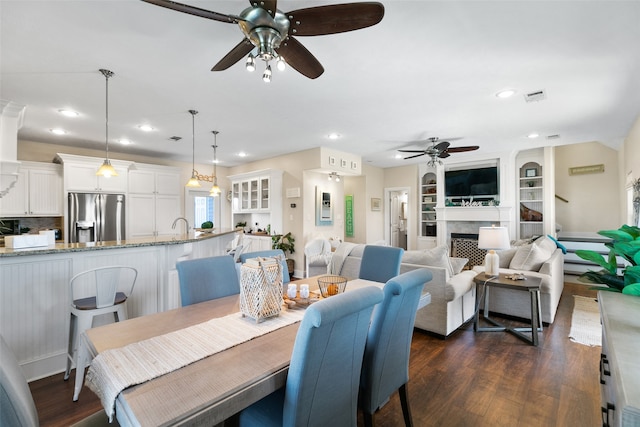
[1, 335, 40, 427]
[176, 255, 241, 306]
[358, 245, 404, 283]
[239, 249, 290, 283]
[359, 268, 433, 418]
[285, 286, 383, 426]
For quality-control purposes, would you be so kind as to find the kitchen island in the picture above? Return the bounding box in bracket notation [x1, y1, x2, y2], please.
[0, 229, 240, 381]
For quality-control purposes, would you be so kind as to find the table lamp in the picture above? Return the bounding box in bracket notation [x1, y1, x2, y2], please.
[478, 226, 510, 277]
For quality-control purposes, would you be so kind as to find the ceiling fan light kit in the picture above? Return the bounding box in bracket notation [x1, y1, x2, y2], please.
[96, 68, 118, 178]
[142, 0, 385, 82]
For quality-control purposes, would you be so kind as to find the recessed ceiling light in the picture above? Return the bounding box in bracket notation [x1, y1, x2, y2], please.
[119, 138, 132, 145]
[138, 124, 154, 132]
[57, 109, 79, 117]
[50, 128, 67, 135]
[238, 152, 247, 157]
[527, 133, 540, 139]
[327, 133, 341, 140]
[496, 89, 516, 99]
[394, 154, 402, 159]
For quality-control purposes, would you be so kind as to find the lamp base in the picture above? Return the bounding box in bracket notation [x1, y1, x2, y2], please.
[484, 250, 500, 277]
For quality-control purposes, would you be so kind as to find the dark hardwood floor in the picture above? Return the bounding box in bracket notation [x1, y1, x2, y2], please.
[31, 282, 600, 427]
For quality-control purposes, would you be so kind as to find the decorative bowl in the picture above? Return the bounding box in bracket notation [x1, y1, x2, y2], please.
[317, 275, 348, 298]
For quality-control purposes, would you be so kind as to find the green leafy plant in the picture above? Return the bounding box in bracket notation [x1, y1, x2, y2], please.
[271, 232, 295, 256]
[200, 221, 213, 229]
[235, 221, 247, 229]
[575, 225, 640, 295]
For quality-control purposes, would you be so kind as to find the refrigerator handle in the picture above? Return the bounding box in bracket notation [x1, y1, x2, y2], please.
[69, 193, 76, 243]
[96, 194, 102, 243]
[116, 196, 123, 242]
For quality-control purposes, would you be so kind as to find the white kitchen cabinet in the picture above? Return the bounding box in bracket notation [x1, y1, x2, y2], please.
[228, 169, 283, 236]
[128, 194, 181, 238]
[0, 162, 62, 216]
[129, 167, 180, 196]
[56, 153, 132, 193]
[232, 175, 270, 213]
[128, 165, 182, 238]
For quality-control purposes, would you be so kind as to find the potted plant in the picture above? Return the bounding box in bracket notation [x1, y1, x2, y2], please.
[272, 232, 295, 275]
[575, 224, 640, 295]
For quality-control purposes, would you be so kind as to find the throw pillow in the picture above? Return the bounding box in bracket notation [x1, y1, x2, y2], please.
[509, 241, 552, 271]
[497, 247, 518, 268]
[450, 257, 469, 275]
[422, 245, 455, 278]
[547, 234, 567, 254]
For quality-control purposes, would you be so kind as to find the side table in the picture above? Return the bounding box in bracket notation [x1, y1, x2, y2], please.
[473, 272, 543, 346]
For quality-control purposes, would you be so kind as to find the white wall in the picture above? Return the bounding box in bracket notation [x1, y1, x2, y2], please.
[554, 141, 620, 232]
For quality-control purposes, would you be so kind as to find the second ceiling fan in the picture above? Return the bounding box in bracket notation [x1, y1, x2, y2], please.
[141, 0, 385, 81]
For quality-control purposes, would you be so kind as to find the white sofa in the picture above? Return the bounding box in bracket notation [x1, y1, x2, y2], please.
[331, 244, 477, 337]
[472, 235, 565, 324]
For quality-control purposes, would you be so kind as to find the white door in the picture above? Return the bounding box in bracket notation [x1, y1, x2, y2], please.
[385, 188, 409, 250]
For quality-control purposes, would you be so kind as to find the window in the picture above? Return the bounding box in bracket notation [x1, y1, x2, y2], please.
[194, 195, 214, 227]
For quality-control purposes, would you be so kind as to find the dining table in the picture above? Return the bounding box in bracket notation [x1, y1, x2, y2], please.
[80, 276, 394, 426]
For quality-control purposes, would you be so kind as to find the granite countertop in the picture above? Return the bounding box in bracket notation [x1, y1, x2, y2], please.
[0, 229, 239, 257]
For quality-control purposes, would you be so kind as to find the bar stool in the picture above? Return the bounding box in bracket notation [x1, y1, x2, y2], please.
[64, 266, 137, 401]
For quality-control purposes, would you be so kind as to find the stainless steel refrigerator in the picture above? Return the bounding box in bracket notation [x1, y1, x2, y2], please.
[68, 193, 125, 243]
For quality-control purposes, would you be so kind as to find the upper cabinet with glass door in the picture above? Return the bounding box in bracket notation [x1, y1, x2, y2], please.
[232, 174, 271, 213]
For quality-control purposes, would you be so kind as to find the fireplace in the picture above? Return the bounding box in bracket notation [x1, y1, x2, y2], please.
[450, 232, 487, 269]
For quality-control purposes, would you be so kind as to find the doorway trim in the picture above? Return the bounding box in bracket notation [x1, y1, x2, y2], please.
[384, 186, 411, 249]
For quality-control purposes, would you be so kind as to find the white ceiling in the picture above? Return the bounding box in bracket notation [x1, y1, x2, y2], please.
[2, 0, 639, 169]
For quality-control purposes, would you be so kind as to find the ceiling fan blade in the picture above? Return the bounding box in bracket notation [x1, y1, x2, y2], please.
[447, 145, 480, 153]
[433, 141, 450, 152]
[251, 0, 278, 17]
[141, 0, 237, 23]
[276, 37, 324, 79]
[403, 153, 427, 160]
[438, 152, 451, 159]
[398, 150, 428, 153]
[286, 2, 384, 36]
[211, 39, 254, 71]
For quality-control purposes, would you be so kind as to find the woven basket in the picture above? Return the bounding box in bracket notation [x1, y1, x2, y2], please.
[240, 257, 283, 323]
[317, 275, 348, 298]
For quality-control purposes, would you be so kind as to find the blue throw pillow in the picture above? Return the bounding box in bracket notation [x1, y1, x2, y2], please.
[547, 235, 567, 254]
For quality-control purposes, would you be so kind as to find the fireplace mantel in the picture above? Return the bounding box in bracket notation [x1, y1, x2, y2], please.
[436, 205, 512, 222]
[435, 205, 514, 247]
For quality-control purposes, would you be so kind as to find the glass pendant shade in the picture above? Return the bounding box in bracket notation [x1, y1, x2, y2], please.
[186, 174, 200, 188]
[97, 160, 117, 178]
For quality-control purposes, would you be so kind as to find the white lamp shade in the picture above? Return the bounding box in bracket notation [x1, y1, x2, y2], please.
[478, 226, 510, 277]
[477, 226, 510, 251]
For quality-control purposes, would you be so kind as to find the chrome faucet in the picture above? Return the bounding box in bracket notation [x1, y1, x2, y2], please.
[171, 217, 190, 234]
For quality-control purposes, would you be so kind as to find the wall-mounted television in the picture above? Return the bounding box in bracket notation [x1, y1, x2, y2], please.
[445, 166, 498, 198]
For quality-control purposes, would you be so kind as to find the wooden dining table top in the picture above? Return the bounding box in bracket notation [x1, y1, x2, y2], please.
[84, 275, 377, 427]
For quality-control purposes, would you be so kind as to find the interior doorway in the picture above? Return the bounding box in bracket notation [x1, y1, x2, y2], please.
[385, 187, 409, 250]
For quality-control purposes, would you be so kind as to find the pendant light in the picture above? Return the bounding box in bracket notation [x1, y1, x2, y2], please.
[96, 69, 118, 178]
[210, 131, 221, 197]
[185, 109, 201, 188]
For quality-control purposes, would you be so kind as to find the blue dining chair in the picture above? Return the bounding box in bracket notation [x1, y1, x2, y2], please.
[359, 268, 433, 427]
[238, 286, 384, 427]
[239, 249, 290, 283]
[359, 245, 404, 283]
[176, 255, 240, 306]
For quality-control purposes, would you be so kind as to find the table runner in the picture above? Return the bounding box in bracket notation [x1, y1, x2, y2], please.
[86, 308, 305, 421]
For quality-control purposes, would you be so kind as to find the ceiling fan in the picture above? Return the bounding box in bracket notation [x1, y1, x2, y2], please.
[398, 137, 479, 166]
[141, 0, 385, 81]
